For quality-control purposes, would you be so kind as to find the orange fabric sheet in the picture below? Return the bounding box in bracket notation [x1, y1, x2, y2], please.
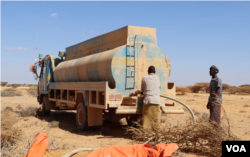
[26, 132, 49, 157]
[86, 143, 178, 157]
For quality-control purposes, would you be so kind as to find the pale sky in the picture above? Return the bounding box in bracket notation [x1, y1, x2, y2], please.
[1, 1, 250, 87]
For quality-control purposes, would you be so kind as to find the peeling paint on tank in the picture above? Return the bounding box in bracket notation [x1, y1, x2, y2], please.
[115, 69, 120, 75]
[52, 26, 172, 107]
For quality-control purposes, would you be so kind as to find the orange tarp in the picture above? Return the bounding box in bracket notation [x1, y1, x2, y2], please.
[26, 132, 49, 157]
[86, 143, 178, 157]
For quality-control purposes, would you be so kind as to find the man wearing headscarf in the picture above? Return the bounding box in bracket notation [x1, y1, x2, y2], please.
[207, 65, 222, 126]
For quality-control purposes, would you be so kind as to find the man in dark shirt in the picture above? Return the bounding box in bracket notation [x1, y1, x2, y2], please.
[207, 65, 222, 126]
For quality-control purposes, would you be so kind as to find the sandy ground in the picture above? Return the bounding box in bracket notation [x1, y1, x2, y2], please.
[1, 86, 250, 157]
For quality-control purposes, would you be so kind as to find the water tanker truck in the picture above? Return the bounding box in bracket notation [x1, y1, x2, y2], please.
[31, 26, 185, 130]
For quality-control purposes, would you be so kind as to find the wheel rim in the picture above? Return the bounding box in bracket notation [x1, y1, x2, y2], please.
[78, 108, 83, 125]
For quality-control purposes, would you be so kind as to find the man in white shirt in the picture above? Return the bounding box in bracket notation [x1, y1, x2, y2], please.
[140, 66, 161, 130]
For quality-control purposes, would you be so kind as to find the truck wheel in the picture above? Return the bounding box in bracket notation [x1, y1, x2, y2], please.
[126, 114, 141, 126]
[76, 102, 88, 131]
[42, 96, 50, 116]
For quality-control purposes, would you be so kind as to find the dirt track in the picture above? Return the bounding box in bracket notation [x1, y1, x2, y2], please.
[1, 86, 250, 157]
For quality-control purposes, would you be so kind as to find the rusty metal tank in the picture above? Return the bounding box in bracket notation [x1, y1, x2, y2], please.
[54, 25, 171, 96]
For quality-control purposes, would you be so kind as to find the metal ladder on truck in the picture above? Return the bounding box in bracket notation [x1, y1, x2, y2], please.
[126, 34, 139, 90]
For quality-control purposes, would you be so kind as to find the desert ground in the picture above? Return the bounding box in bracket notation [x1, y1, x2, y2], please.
[1, 86, 250, 157]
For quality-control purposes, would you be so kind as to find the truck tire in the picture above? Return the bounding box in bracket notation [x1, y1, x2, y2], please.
[42, 96, 51, 116]
[76, 102, 88, 131]
[126, 114, 141, 126]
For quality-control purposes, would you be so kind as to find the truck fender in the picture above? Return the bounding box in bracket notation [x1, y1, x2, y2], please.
[76, 91, 88, 106]
[76, 91, 103, 127]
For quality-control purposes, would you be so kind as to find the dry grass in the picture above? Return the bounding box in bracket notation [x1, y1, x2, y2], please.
[4, 106, 14, 112]
[49, 121, 60, 128]
[243, 104, 250, 107]
[4, 88, 15, 91]
[27, 86, 38, 97]
[1, 90, 22, 97]
[176, 87, 190, 95]
[19, 106, 39, 117]
[239, 84, 250, 87]
[126, 93, 240, 157]
[1, 110, 23, 156]
[228, 86, 250, 94]
[1, 82, 8, 86]
[187, 86, 203, 93]
[6, 84, 22, 89]
[194, 83, 210, 93]
[126, 114, 239, 157]
[194, 83, 231, 93]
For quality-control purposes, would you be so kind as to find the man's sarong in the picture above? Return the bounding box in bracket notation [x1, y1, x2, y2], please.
[210, 103, 221, 125]
[142, 104, 161, 130]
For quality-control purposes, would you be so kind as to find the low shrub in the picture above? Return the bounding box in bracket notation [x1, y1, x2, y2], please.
[126, 111, 239, 157]
[4, 88, 15, 91]
[19, 107, 39, 117]
[187, 85, 203, 93]
[6, 84, 21, 89]
[1, 90, 22, 97]
[194, 83, 231, 93]
[243, 104, 250, 107]
[27, 86, 38, 97]
[4, 106, 13, 112]
[176, 87, 190, 95]
[1, 82, 8, 86]
[49, 121, 60, 128]
[1, 110, 22, 156]
[239, 84, 250, 88]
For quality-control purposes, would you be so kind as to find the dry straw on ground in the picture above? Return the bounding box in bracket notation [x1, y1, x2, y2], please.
[6, 84, 22, 89]
[1, 110, 23, 156]
[126, 94, 240, 157]
[1, 89, 22, 97]
[19, 106, 39, 117]
[26, 86, 38, 97]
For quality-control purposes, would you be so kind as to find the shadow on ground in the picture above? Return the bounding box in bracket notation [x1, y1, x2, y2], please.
[37, 110, 133, 140]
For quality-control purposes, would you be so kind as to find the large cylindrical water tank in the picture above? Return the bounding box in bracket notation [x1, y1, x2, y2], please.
[54, 43, 171, 95]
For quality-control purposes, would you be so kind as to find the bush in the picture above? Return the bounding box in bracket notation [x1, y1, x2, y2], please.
[195, 83, 231, 93]
[4, 88, 15, 91]
[27, 86, 38, 97]
[1, 111, 22, 156]
[1, 91, 22, 97]
[187, 85, 203, 93]
[222, 84, 231, 91]
[195, 83, 209, 93]
[176, 87, 190, 95]
[49, 121, 60, 128]
[4, 106, 13, 112]
[1, 82, 8, 86]
[6, 84, 21, 89]
[239, 84, 250, 87]
[237, 86, 250, 94]
[228, 86, 250, 94]
[20, 107, 39, 117]
[126, 109, 239, 157]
